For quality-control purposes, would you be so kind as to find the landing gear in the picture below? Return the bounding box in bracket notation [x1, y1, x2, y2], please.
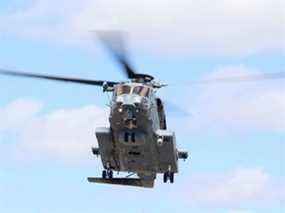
[102, 170, 107, 179]
[169, 172, 174, 183]
[163, 172, 174, 183]
[163, 173, 168, 183]
[102, 169, 113, 179]
[108, 170, 113, 179]
[102, 162, 114, 179]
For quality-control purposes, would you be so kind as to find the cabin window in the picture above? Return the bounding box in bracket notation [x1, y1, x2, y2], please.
[131, 133, 136, 143]
[124, 132, 136, 143]
[124, 132, 129, 142]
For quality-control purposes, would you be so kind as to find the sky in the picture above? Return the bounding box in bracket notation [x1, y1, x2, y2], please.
[0, 0, 284, 212]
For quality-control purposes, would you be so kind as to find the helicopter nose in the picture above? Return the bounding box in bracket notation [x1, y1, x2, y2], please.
[120, 104, 137, 127]
[122, 103, 138, 115]
[122, 103, 135, 111]
[116, 95, 142, 108]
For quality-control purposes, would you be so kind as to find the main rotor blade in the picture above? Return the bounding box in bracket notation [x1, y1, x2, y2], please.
[164, 100, 192, 117]
[0, 69, 118, 87]
[96, 31, 137, 79]
[176, 72, 285, 86]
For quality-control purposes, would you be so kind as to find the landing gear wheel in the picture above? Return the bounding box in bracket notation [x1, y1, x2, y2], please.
[102, 170, 107, 179]
[163, 173, 168, 183]
[163, 172, 174, 183]
[108, 170, 113, 179]
[169, 172, 174, 183]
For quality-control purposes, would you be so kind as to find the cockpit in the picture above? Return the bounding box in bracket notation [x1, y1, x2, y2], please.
[115, 85, 151, 97]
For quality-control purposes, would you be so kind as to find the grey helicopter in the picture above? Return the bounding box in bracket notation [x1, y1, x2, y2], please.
[0, 34, 188, 188]
[1, 34, 284, 188]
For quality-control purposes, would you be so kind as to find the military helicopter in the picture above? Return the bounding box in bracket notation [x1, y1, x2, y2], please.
[0, 33, 189, 188]
[1, 33, 284, 188]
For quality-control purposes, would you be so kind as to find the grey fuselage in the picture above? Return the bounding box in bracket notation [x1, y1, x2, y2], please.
[95, 82, 180, 182]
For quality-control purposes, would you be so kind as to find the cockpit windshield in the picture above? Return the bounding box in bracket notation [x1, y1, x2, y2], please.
[116, 85, 131, 96]
[115, 85, 150, 97]
[133, 86, 150, 97]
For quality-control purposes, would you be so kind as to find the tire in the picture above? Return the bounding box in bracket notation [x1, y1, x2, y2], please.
[163, 173, 168, 183]
[108, 170, 113, 179]
[102, 170, 107, 179]
[170, 172, 174, 183]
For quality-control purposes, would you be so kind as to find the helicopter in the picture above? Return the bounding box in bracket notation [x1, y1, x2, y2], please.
[0, 33, 189, 188]
[1, 33, 284, 188]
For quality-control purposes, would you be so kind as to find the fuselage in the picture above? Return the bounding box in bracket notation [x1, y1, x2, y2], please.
[94, 81, 186, 186]
[109, 83, 161, 177]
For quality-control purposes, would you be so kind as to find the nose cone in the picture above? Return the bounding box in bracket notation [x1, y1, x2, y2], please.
[116, 94, 143, 107]
[112, 94, 151, 129]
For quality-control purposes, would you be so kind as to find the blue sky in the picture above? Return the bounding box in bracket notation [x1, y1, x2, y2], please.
[0, 1, 284, 213]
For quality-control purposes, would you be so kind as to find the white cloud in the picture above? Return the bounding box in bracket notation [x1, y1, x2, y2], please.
[184, 168, 285, 207]
[228, 210, 253, 213]
[19, 105, 109, 163]
[187, 65, 285, 133]
[0, 99, 108, 164]
[0, 0, 284, 55]
[0, 99, 42, 132]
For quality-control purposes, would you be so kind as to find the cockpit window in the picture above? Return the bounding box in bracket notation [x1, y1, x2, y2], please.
[116, 85, 131, 96]
[115, 85, 151, 97]
[133, 86, 150, 97]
